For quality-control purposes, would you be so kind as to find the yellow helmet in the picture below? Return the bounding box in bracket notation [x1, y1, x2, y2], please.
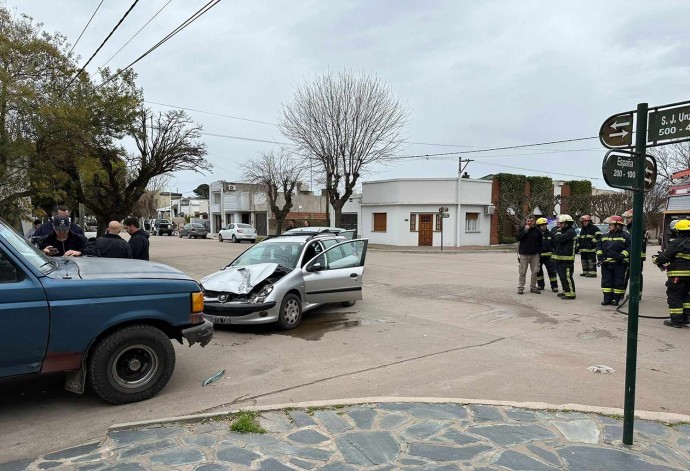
[536, 217, 548, 225]
[675, 219, 690, 231]
[558, 214, 573, 223]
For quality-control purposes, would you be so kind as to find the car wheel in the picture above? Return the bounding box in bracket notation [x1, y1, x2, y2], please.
[218, 234, 223, 242]
[87, 325, 175, 404]
[250, 240, 256, 244]
[232, 235, 237, 243]
[278, 293, 302, 330]
[341, 300, 356, 307]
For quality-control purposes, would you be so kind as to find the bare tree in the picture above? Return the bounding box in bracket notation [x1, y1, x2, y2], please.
[280, 70, 408, 227]
[130, 175, 170, 219]
[590, 192, 631, 222]
[242, 151, 304, 234]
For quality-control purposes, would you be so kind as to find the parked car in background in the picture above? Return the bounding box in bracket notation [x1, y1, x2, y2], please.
[180, 223, 209, 239]
[201, 232, 368, 330]
[0, 218, 213, 404]
[153, 219, 174, 236]
[596, 224, 608, 234]
[218, 223, 257, 243]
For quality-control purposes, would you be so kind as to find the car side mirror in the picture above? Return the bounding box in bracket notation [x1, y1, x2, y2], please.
[307, 262, 323, 272]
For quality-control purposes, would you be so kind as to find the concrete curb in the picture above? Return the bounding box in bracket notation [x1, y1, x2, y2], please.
[108, 396, 690, 432]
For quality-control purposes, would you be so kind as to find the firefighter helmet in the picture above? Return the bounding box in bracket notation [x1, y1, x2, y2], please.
[536, 217, 548, 225]
[580, 215, 592, 221]
[675, 219, 690, 232]
[608, 215, 624, 225]
[670, 220, 679, 230]
[622, 209, 633, 218]
[558, 214, 573, 223]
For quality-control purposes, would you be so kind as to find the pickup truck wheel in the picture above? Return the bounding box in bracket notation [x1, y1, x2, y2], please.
[278, 293, 302, 330]
[87, 325, 175, 404]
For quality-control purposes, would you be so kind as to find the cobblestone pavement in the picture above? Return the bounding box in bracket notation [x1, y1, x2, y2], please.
[4, 401, 690, 471]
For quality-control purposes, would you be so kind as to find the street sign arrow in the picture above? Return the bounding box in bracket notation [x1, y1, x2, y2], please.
[600, 112, 634, 149]
[601, 150, 657, 192]
[609, 129, 630, 139]
[644, 155, 657, 192]
[610, 120, 631, 129]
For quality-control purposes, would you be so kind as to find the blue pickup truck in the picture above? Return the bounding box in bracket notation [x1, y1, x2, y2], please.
[0, 219, 213, 404]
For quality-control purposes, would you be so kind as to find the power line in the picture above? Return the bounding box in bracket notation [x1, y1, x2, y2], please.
[396, 136, 599, 159]
[200, 131, 288, 145]
[69, 0, 105, 54]
[403, 147, 601, 161]
[146, 100, 276, 126]
[100, 0, 174, 69]
[63, 0, 140, 92]
[466, 161, 603, 181]
[101, 0, 220, 87]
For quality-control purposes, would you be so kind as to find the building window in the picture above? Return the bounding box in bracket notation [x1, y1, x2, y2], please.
[373, 213, 387, 232]
[409, 213, 416, 231]
[465, 212, 479, 232]
[212, 192, 221, 204]
[435, 214, 442, 231]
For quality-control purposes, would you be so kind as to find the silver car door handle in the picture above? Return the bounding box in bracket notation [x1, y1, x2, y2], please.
[350, 273, 358, 279]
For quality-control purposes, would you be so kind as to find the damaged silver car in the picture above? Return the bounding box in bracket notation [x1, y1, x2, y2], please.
[200, 233, 368, 329]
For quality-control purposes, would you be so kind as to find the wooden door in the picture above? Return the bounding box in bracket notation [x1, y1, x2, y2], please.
[418, 214, 433, 246]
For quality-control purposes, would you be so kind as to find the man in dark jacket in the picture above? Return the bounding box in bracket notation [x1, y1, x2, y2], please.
[32, 205, 84, 244]
[123, 217, 150, 261]
[577, 215, 601, 277]
[597, 215, 630, 306]
[516, 216, 543, 295]
[536, 218, 559, 292]
[553, 214, 577, 300]
[38, 215, 87, 256]
[83, 221, 132, 258]
[622, 208, 648, 299]
[653, 218, 690, 328]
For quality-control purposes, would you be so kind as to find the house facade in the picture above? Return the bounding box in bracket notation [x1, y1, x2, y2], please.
[331, 177, 494, 246]
[209, 181, 328, 235]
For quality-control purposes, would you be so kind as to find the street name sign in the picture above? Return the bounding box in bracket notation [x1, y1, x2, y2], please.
[600, 112, 634, 149]
[602, 150, 656, 192]
[648, 103, 690, 146]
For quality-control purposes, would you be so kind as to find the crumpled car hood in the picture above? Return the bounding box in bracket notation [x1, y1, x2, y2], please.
[200, 263, 279, 294]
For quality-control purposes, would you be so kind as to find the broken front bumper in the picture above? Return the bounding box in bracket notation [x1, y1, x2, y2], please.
[182, 319, 214, 347]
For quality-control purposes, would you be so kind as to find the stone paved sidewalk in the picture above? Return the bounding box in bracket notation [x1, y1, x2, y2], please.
[4, 402, 690, 471]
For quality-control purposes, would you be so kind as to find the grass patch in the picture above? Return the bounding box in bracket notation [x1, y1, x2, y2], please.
[229, 411, 266, 434]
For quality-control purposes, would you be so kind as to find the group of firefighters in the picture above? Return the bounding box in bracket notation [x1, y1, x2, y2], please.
[520, 209, 690, 329]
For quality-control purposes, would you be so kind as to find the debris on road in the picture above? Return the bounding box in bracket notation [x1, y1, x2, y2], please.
[587, 365, 615, 374]
[202, 369, 225, 386]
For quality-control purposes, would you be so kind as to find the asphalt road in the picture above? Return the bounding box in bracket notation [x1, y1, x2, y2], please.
[1, 234, 688, 462]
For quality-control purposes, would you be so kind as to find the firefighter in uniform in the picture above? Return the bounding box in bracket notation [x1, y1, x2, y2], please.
[536, 217, 559, 292]
[597, 215, 630, 306]
[622, 208, 647, 298]
[653, 219, 690, 328]
[553, 214, 577, 300]
[577, 215, 601, 277]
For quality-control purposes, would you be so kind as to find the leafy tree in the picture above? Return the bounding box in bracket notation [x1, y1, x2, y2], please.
[280, 70, 407, 227]
[83, 108, 209, 235]
[242, 150, 304, 234]
[193, 183, 209, 199]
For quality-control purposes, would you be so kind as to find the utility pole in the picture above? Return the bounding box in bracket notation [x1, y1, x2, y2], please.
[456, 158, 474, 247]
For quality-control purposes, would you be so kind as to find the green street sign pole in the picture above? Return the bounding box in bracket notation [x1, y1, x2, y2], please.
[623, 102, 647, 445]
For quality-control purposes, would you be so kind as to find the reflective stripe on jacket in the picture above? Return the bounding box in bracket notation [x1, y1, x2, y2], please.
[577, 224, 601, 253]
[596, 229, 631, 263]
[654, 236, 690, 277]
[553, 225, 577, 262]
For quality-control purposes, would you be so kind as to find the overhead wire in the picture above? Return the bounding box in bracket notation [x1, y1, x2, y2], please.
[68, 0, 105, 54]
[63, 0, 140, 92]
[100, 0, 175, 69]
[99, 0, 221, 87]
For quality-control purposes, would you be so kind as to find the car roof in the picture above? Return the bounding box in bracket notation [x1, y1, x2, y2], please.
[261, 233, 345, 244]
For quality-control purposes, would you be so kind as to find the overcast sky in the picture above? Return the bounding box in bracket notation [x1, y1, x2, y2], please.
[9, 1, 690, 196]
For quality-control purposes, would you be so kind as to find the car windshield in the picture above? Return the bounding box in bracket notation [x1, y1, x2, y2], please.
[0, 219, 56, 274]
[230, 241, 304, 269]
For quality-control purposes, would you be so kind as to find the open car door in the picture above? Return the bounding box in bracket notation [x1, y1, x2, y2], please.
[303, 239, 368, 305]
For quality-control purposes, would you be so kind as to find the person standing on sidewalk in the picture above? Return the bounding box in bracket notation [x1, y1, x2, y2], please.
[536, 218, 559, 292]
[597, 215, 630, 306]
[553, 214, 577, 300]
[516, 216, 543, 295]
[653, 219, 690, 328]
[577, 215, 601, 277]
[622, 208, 648, 299]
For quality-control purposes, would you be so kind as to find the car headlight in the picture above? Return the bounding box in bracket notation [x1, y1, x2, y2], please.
[250, 283, 274, 303]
